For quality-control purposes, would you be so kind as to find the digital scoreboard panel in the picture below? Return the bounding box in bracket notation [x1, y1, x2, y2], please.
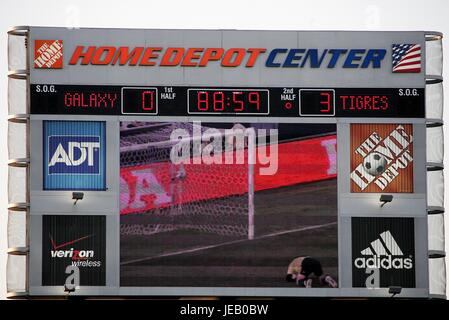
[31, 85, 424, 118]
[18, 28, 435, 299]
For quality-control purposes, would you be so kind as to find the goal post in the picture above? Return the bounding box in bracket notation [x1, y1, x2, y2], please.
[247, 128, 255, 240]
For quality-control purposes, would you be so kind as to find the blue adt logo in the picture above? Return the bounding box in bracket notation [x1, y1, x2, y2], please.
[43, 121, 106, 190]
[48, 136, 101, 175]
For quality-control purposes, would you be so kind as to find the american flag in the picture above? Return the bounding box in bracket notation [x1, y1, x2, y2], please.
[392, 44, 421, 73]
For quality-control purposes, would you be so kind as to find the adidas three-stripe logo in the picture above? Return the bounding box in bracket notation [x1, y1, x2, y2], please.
[354, 230, 413, 270]
[360, 231, 403, 256]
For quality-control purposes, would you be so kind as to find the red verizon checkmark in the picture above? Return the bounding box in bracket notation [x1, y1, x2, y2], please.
[50, 234, 91, 250]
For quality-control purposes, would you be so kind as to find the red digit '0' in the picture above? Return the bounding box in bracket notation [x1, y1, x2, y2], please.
[248, 92, 260, 110]
[142, 90, 154, 111]
[197, 91, 209, 111]
[233, 92, 244, 111]
[213, 92, 225, 111]
[319, 92, 331, 113]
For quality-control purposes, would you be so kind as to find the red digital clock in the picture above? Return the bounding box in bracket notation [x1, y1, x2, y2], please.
[188, 89, 269, 114]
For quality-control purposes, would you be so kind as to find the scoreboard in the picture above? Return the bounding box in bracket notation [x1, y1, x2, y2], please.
[31, 85, 424, 118]
[6, 27, 446, 299]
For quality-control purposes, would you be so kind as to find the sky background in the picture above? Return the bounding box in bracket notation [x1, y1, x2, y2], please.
[1, 0, 448, 299]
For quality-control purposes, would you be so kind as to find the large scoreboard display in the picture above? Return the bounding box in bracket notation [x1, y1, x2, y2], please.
[8, 28, 443, 298]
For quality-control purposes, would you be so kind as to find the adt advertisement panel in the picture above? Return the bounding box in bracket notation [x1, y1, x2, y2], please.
[43, 121, 106, 190]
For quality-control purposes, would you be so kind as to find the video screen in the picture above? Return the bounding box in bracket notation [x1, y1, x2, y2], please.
[119, 122, 338, 288]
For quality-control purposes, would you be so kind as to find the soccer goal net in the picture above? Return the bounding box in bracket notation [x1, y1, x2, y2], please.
[119, 122, 255, 240]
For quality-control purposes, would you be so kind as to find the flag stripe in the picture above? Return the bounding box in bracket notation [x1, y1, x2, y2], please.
[393, 68, 421, 73]
[396, 57, 422, 66]
[394, 63, 421, 70]
[405, 46, 421, 55]
[394, 63, 422, 71]
[400, 53, 421, 61]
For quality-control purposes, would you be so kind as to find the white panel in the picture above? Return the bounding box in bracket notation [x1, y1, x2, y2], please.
[182, 30, 222, 85]
[6, 255, 27, 293]
[8, 211, 27, 248]
[8, 121, 28, 159]
[427, 170, 444, 208]
[8, 33, 27, 71]
[8, 77, 27, 115]
[8, 166, 27, 204]
[425, 38, 443, 76]
[426, 126, 444, 163]
[30, 192, 117, 214]
[429, 258, 446, 297]
[425, 82, 443, 120]
[428, 213, 445, 252]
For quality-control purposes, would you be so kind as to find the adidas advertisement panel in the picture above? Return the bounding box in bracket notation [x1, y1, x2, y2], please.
[352, 217, 415, 288]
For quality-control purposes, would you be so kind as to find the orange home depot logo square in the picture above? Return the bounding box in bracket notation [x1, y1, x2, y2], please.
[34, 40, 63, 69]
[350, 124, 413, 193]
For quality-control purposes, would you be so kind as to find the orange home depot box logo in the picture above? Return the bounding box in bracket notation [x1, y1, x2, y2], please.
[34, 40, 63, 69]
[350, 124, 413, 193]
